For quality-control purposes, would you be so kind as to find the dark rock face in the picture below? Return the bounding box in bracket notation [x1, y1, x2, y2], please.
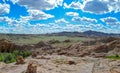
[108, 40, 120, 48]
[92, 40, 120, 53]
[89, 39, 120, 57]
[0, 39, 54, 54]
[0, 39, 16, 52]
[0, 39, 34, 52]
[99, 37, 119, 43]
[34, 41, 54, 53]
[92, 45, 109, 53]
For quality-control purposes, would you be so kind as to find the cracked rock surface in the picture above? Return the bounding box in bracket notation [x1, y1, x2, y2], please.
[0, 55, 120, 73]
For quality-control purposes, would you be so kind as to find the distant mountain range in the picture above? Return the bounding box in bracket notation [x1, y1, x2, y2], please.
[0, 30, 120, 37]
[45, 30, 120, 37]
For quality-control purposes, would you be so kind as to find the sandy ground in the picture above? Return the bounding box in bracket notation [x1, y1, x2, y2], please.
[0, 55, 120, 73]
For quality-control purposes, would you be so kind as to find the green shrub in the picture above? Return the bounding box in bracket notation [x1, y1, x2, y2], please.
[23, 51, 31, 58]
[0, 50, 31, 63]
[106, 54, 120, 60]
[115, 54, 119, 57]
[0, 53, 4, 61]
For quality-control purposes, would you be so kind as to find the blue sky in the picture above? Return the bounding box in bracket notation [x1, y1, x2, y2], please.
[0, 0, 120, 34]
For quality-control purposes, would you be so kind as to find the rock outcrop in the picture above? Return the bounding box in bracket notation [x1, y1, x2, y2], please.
[26, 62, 37, 73]
[0, 39, 15, 52]
[16, 56, 25, 64]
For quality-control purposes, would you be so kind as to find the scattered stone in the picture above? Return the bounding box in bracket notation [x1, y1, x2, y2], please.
[16, 56, 25, 64]
[66, 60, 76, 65]
[31, 52, 38, 58]
[58, 51, 67, 55]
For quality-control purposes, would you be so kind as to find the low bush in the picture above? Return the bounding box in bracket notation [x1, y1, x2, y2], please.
[0, 50, 31, 63]
[106, 54, 120, 60]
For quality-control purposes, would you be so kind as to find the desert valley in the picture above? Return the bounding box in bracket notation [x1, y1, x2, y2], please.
[0, 31, 120, 73]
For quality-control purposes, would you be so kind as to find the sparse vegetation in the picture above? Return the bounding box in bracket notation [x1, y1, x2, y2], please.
[0, 50, 31, 63]
[106, 54, 120, 60]
[63, 39, 71, 43]
[48, 39, 61, 44]
[0, 35, 93, 44]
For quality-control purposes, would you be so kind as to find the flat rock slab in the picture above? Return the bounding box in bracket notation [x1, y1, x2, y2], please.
[77, 63, 94, 73]
[0, 65, 27, 73]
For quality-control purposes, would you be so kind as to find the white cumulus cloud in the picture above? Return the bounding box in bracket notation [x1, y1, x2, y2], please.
[0, 3, 10, 15]
[64, 0, 120, 14]
[101, 17, 120, 25]
[66, 12, 79, 17]
[72, 16, 97, 23]
[64, 2, 82, 9]
[55, 18, 69, 23]
[27, 9, 54, 20]
[82, 0, 109, 14]
[11, 0, 63, 10]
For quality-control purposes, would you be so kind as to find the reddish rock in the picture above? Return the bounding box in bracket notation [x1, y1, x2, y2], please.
[16, 56, 25, 64]
[26, 62, 37, 73]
